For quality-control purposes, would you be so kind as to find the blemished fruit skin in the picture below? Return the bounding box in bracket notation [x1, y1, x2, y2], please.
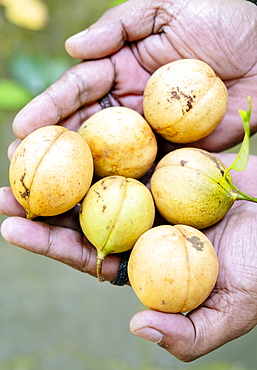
[79, 175, 155, 281]
[78, 106, 157, 179]
[9, 125, 93, 219]
[143, 59, 228, 143]
[150, 147, 237, 229]
[80, 176, 155, 254]
[128, 225, 219, 313]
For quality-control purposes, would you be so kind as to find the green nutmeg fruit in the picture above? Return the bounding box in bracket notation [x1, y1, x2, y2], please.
[151, 147, 237, 229]
[79, 176, 155, 281]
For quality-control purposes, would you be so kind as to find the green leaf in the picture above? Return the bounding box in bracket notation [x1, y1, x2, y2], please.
[9, 53, 74, 96]
[9, 53, 52, 95]
[0, 78, 33, 111]
[225, 96, 252, 174]
[223, 96, 257, 203]
[110, 0, 127, 7]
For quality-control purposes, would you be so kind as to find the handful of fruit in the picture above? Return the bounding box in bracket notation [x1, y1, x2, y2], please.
[9, 59, 255, 313]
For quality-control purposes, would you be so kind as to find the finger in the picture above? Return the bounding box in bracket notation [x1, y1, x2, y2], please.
[65, 0, 168, 59]
[0, 216, 121, 281]
[0, 187, 26, 217]
[59, 101, 108, 133]
[7, 139, 21, 161]
[0, 186, 88, 237]
[129, 302, 254, 362]
[37, 205, 82, 232]
[130, 310, 195, 361]
[197, 80, 257, 152]
[12, 59, 115, 139]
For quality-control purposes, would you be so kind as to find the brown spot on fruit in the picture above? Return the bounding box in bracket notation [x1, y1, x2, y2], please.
[187, 236, 204, 251]
[169, 89, 180, 100]
[19, 172, 30, 199]
[180, 160, 187, 166]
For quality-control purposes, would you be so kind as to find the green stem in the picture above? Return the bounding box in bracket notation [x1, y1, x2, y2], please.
[226, 176, 257, 203]
[222, 97, 256, 202]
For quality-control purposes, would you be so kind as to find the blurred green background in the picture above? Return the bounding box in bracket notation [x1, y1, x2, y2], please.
[1, 1, 257, 369]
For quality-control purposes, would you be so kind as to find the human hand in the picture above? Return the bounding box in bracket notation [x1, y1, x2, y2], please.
[2, 0, 257, 361]
[0, 188, 122, 280]
[11, 0, 257, 153]
[129, 153, 257, 361]
[1, 153, 257, 361]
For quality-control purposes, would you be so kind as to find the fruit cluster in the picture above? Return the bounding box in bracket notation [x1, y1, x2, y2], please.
[10, 59, 237, 313]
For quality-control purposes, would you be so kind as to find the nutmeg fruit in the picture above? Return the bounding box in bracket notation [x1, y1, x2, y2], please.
[150, 147, 237, 229]
[78, 107, 157, 179]
[79, 175, 155, 281]
[9, 125, 93, 219]
[128, 225, 218, 313]
[143, 59, 228, 143]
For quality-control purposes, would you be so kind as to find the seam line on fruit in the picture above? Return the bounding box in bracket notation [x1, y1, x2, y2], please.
[98, 178, 128, 253]
[176, 227, 191, 312]
[29, 129, 63, 192]
[27, 129, 65, 218]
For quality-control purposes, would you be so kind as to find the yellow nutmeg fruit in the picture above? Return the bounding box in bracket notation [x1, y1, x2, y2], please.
[143, 59, 228, 143]
[79, 175, 155, 282]
[128, 225, 218, 313]
[78, 107, 157, 179]
[150, 147, 237, 229]
[9, 125, 93, 219]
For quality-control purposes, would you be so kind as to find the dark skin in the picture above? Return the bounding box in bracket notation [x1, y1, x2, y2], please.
[1, 0, 257, 362]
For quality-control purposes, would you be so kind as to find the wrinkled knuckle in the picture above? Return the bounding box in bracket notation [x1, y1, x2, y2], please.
[67, 67, 89, 105]
[44, 89, 63, 123]
[44, 224, 55, 257]
[80, 237, 96, 275]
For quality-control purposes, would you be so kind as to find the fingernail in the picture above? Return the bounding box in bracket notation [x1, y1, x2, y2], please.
[132, 327, 164, 344]
[70, 29, 89, 39]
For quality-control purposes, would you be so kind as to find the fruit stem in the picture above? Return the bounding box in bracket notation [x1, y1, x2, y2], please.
[96, 256, 105, 282]
[26, 210, 37, 220]
[225, 176, 257, 203]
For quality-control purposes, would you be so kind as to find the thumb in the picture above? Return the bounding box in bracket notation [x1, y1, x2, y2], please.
[130, 310, 197, 362]
[129, 305, 250, 362]
[65, 0, 157, 60]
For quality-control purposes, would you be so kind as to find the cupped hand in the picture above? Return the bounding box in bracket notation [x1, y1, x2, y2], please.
[2, 0, 257, 362]
[1, 153, 257, 361]
[11, 0, 257, 152]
